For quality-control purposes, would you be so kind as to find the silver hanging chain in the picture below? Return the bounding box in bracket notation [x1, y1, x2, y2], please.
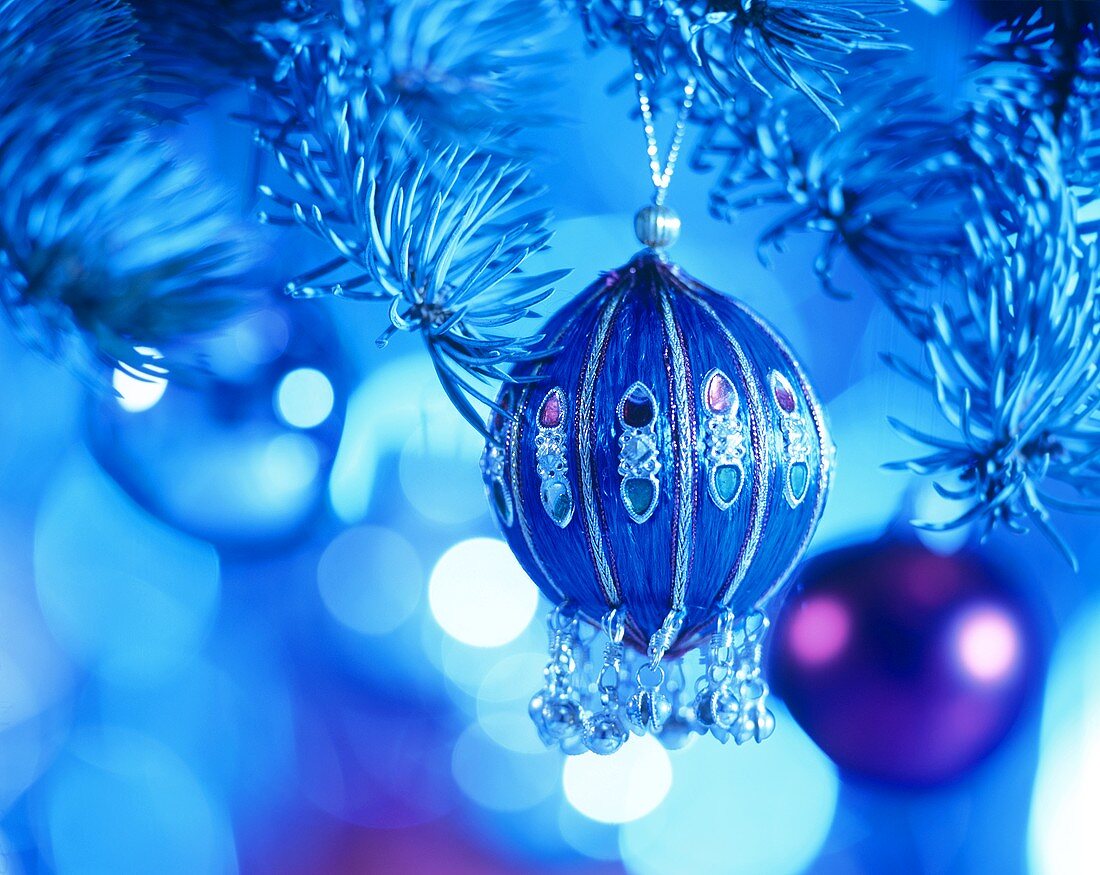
[632, 59, 697, 207]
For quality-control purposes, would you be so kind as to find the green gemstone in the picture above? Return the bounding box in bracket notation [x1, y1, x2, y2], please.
[542, 479, 573, 525]
[713, 465, 742, 506]
[624, 478, 656, 520]
[789, 462, 809, 501]
[552, 491, 571, 522]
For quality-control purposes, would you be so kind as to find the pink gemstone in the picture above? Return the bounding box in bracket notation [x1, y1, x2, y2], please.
[539, 390, 563, 428]
[705, 371, 735, 414]
[773, 374, 796, 413]
[621, 385, 655, 428]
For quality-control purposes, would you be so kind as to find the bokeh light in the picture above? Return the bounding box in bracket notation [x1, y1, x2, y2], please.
[476, 651, 549, 754]
[451, 725, 560, 813]
[295, 697, 457, 830]
[43, 728, 237, 875]
[318, 525, 423, 635]
[953, 604, 1022, 684]
[784, 594, 851, 668]
[85, 301, 346, 551]
[562, 735, 672, 825]
[429, 539, 539, 648]
[0, 829, 22, 875]
[276, 367, 335, 429]
[0, 534, 72, 814]
[112, 352, 168, 414]
[330, 355, 486, 525]
[257, 433, 322, 503]
[557, 803, 623, 862]
[914, 480, 973, 555]
[811, 370, 915, 547]
[34, 452, 220, 686]
[399, 425, 487, 526]
[1029, 600, 1100, 875]
[0, 535, 72, 727]
[619, 710, 839, 875]
[230, 310, 290, 369]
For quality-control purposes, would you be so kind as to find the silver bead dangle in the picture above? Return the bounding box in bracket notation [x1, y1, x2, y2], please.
[626, 609, 685, 735]
[691, 608, 774, 744]
[583, 609, 630, 755]
[693, 608, 740, 742]
[530, 603, 585, 748]
[732, 610, 776, 745]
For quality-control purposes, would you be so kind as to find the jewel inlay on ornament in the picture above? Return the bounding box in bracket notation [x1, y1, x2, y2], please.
[705, 368, 735, 414]
[702, 368, 748, 510]
[770, 370, 812, 507]
[535, 387, 574, 527]
[617, 381, 661, 523]
[539, 390, 563, 428]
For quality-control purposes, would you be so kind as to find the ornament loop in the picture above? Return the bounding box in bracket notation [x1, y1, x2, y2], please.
[636, 662, 665, 689]
[646, 608, 686, 669]
[602, 607, 626, 643]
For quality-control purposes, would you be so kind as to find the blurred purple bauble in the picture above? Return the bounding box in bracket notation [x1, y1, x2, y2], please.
[770, 539, 1039, 786]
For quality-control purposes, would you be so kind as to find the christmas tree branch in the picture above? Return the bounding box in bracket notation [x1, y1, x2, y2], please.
[255, 0, 567, 436]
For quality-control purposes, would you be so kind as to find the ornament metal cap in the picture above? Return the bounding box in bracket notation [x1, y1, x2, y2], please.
[634, 204, 681, 250]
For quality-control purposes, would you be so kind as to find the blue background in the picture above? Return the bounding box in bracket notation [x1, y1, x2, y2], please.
[2, 2, 1099, 873]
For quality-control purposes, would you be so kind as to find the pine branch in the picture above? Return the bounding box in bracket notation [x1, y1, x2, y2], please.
[259, 88, 567, 437]
[568, 0, 906, 124]
[973, 8, 1100, 193]
[700, 60, 966, 328]
[0, 0, 143, 126]
[128, 0, 279, 116]
[690, 9, 1100, 561]
[0, 0, 253, 383]
[888, 111, 1100, 565]
[256, 0, 563, 156]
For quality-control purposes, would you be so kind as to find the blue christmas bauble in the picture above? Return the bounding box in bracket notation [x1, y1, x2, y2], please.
[482, 251, 834, 754]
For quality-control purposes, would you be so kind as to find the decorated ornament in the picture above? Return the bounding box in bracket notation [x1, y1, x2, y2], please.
[770, 538, 1040, 786]
[482, 66, 834, 755]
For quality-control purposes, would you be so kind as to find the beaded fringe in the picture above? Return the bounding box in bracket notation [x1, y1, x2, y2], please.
[529, 602, 775, 755]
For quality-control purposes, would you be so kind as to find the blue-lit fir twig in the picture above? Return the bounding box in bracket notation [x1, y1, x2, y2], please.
[691, 6, 1100, 561]
[255, 0, 562, 156]
[0, 116, 251, 380]
[973, 9, 1100, 194]
[884, 113, 1100, 568]
[569, 0, 906, 125]
[702, 62, 966, 328]
[259, 92, 568, 437]
[254, 0, 568, 435]
[129, 0, 278, 116]
[0, 0, 142, 126]
[0, 0, 252, 382]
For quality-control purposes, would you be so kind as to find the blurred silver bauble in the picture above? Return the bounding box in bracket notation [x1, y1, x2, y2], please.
[86, 299, 349, 553]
